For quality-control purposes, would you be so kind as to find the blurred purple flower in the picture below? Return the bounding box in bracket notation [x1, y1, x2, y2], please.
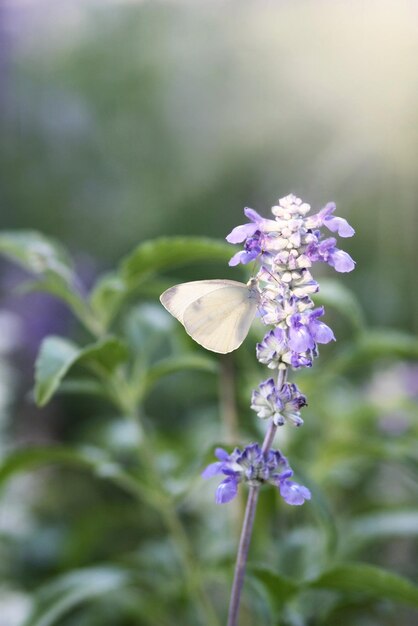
[251, 379, 306, 426]
[202, 443, 310, 506]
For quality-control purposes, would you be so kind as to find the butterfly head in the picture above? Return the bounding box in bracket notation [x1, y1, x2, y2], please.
[246, 277, 260, 301]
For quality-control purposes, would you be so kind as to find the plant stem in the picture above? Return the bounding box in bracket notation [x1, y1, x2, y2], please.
[227, 485, 259, 626]
[227, 367, 287, 626]
[120, 400, 221, 626]
[157, 497, 221, 626]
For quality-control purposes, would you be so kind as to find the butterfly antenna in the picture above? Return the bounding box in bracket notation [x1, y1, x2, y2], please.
[260, 264, 281, 286]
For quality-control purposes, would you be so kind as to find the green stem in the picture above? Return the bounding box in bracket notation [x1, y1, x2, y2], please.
[114, 393, 221, 626]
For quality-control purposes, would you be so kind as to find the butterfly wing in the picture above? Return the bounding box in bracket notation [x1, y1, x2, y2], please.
[160, 279, 247, 324]
[182, 284, 258, 354]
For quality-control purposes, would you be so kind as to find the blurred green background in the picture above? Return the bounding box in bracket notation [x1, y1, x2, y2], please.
[1, 1, 418, 625]
[2, 0, 418, 329]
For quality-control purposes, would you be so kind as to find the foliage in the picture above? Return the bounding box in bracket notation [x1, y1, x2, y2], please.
[1, 232, 418, 626]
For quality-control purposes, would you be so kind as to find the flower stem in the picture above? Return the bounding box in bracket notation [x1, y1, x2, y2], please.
[135, 426, 221, 626]
[226, 485, 259, 626]
[261, 368, 287, 453]
[227, 367, 287, 626]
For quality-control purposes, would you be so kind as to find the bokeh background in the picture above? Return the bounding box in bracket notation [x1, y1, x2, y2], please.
[1, 1, 418, 625]
[2, 0, 418, 331]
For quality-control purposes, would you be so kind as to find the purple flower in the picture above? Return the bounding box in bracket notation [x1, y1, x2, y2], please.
[272, 194, 311, 218]
[216, 477, 239, 504]
[228, 231, 263, 266]
[306, 238, 355, 273]
[329, 249, 356, 273]
[290, 270, 319, 298]
[308, 307, 335, 344]
[202, 443, 310, 506]
[288, 314, 315, 352]
[251, 378, 280, 420]
[256, 328, 287, 368]
[288, 351, 313, 369]
[226, 208, 281, 244]
[251, 379, 306, 426]
[227, 208, 283, 266]
[276, 382, 307, 426]
[288, 307, 335, 353]
[279, 480, 311, 506]
[215, 194, 355, 514]
[306, 202, 355, 238]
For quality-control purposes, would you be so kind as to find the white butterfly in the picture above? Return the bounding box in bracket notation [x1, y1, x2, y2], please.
[160, 279, 259, 354]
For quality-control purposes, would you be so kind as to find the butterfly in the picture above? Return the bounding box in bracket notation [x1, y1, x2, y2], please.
[160, 279, 259, 354]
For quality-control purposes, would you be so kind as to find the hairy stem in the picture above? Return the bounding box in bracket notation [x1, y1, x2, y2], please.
[227, 367, 287, 626]
[226, 485, 259, 626]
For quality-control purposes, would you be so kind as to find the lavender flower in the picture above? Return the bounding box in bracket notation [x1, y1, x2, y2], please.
[228, 194, 355, 371]
[216, 194, 354, 624]
[256, 328, 288, 369]
[306, 237, 355, 273]
[305, 201, 355, 238]
[226, 208, 282, 244]
[251, 379, 306, 426]
[226, 208, 283, 266]
[202, 444, 311, 506]
[288, 307, 335, 353]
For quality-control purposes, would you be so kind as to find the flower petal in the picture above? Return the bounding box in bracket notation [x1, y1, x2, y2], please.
[329, 249, 356, 273]
[288, 326, 314, 352]
[279, 480, 311, 505]
[215, 478, 238, 504]
[244, 207, 264, 223]
[201, 462, 224, 479]
[310, 320, 335, 344]
[228, 249, 259, 267]
[324, 216, 355, 238]
[215, 447, 230, 461]
[226, 223, 258, 244]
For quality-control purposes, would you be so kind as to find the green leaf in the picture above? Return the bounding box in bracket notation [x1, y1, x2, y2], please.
[120, 237, 235, 289]
[0, 231, 95, 329]
[89, 272, 127, 329]
[34, 336, 129, 406]
[125, 303, 175, 361]
[144, 354, 218, 395]
[0, 230, 73, 276]
[348, 510, 418, 546]
[331, 330, 418, 374]
[0, 446, 94, 486]
[77, 336, 129, 372]
[55, 379, 108, 398]
[248, 566, 299, 613]
[35, 337, 80, 407]
[314, 279, 365, 332]
[314, 438, 415, 480]
[308, 563, 418, 609]
[22, 566, 134, 626]
[20, 272, 89, 323]
[0, 444, 150, 503]
[88, 238, 236, 329]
